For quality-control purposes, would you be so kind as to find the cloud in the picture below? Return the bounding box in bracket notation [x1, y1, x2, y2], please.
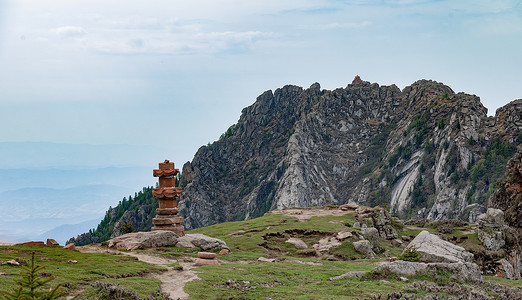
[299, 21, 372, 30]
[54, 26, 87, 38]
[86, 29, 271, 55]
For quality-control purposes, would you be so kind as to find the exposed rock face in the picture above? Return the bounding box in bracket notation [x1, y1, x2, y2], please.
[478, 144, 522, 279]
[178, 79, 522, 230]
[478, 208, 506, 251]
[489, 144, 522, 234]
[406, 230, 473, 263]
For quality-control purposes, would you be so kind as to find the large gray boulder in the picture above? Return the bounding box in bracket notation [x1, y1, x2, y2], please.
[176, 233, 229, 251]
[108, 231, 178, 250]
[361, 227, 380, 250]
[285, 238, 308, 249]
[406, 230, 473, 263]
[427, 262, 482, 281]
[353, 240, 375, 258]
[373, 261, 481, 281]
[374, 260, 427, 276]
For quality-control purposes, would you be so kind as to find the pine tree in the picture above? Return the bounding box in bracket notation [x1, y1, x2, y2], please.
[0, 252, 64, 299]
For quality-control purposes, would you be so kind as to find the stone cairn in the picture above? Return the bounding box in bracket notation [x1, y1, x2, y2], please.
[152, 160, 184, 236]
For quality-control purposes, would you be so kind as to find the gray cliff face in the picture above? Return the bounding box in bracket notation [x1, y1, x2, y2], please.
[178, 78, 522, 230]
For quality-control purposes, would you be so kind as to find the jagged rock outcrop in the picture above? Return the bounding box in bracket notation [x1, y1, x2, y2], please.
[178, 78, 522, 230]
[370, 207, 398, 240]
[477, 144, 522, 279]
[478, 208, 506, 251]
[489, 144, 522, 233]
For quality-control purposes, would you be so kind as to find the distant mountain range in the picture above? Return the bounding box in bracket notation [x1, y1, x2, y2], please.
[0, 142, 165, 169]
[0, 142, 162, 242]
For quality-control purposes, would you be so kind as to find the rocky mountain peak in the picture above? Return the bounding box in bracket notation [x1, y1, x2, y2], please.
[178, 78, 521, 231]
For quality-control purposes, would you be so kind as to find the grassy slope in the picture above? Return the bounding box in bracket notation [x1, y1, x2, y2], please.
[184, 209, 521, 299]
[1, 208, 520, 299]
[0, 246, 165, 298]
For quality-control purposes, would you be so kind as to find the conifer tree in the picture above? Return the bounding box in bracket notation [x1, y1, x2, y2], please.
[0, 252, 63, 299]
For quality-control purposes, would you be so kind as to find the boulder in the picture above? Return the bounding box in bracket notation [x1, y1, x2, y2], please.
[373, 260, 481, 281]
[176, 233, 229, 251]
[478, 208, 506, 251]
[6, 260, 20, 266]
[197, 252, 217, 259]
[108, 231, 178, 251]
[285, 238, 308, 249]
[64, 243, 75, 250]
[339, 203, 358, 211]
[374, 260, 427, 276]
[391, 239, 403, 247]
[427, 262, 482, 281]
[257, 257, 276, 263]
[329, 271, 366, 280]
[353, 240, 375, 258]
[406, 230, 473, 263]
[46, 239, 59, 247]
[497, 250, 522, 280]
[361, 227, 380, 249]
[336, 231, 353, 241]
[195, 258, 219, 266]
[312, 237, 341, 254]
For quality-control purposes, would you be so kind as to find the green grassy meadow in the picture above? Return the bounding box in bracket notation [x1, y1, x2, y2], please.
[0, 208, 520, 299]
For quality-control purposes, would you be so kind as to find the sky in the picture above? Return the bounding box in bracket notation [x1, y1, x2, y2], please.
[1, 0, 521, 167]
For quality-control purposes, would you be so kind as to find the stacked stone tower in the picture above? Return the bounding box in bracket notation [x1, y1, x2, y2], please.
[151, 160, 184, 236]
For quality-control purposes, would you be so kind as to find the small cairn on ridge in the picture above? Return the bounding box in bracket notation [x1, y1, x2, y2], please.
[152, 160, 185, 236]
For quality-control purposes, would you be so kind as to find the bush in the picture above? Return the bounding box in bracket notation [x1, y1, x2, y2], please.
[398, 246, 423, 262]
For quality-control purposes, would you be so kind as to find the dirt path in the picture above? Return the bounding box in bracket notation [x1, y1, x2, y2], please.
[77, 245, 199, 300]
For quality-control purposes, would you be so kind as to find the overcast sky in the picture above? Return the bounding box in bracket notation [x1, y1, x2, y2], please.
[1, 0, 521, 167]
